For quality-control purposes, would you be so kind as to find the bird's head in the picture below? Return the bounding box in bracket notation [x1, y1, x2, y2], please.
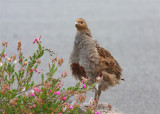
[75, 18, 89, 32]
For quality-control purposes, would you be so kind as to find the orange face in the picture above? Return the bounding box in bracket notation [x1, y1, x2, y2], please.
[75, 18, 88, 31]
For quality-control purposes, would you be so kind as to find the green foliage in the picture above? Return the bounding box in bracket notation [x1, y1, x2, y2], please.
[0, 38, 97, 113]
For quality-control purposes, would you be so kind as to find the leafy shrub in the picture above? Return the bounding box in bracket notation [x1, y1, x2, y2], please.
[0, 37, 97, 114]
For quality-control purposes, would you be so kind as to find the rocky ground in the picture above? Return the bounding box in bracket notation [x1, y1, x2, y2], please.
[80, 102, 122, 114]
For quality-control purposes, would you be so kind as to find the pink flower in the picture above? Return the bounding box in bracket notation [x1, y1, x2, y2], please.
[47, 90, 52, 95]
[2, 54, 6, 58]
[34, 69, 37, 72]
[33, 38, 38, 44]
[38, 72, 41, 74]
[15, 98, 18, 101]
[95, 111, 100, 114]
[34, 88, 40, 93]
[62, 97, 66, 101]
[59, 113, 62, 114]
[34, 88, 37, 91]
[33, 36, 41, 44]
[55, 91, 60, 95]
[81, 81, 84, 84]
[31, 93, 35, 97]
[37, 89, 40, 93]
[30, 69, 34, 72]
[33, 104, 36, 108]
[69, 105, 73, 109]
[83, 84, 86, 88]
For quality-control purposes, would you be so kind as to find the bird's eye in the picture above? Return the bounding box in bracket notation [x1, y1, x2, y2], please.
[81, 21, 83, 24]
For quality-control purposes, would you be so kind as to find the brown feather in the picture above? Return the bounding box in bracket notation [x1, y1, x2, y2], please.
[70, 63, 87, 80]
[70, 18, 123, 104]
[96, 44, 122, 80]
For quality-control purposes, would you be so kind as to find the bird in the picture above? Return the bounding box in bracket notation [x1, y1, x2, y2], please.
[69, 18, 123, 105]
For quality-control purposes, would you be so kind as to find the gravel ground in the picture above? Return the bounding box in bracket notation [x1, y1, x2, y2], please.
[0, 0, 160, 114]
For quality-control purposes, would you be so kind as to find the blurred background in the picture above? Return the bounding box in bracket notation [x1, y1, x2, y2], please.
[0, 0, 160, 113]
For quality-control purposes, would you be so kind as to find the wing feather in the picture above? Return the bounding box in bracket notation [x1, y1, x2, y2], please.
[96, 43, 122, 79]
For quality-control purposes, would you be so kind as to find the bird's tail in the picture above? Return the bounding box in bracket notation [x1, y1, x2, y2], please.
[102, 71, 121, 87]
[121, 78, 125, 81]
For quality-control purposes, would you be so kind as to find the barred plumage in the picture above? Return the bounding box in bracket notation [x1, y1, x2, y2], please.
[70, 18, 123, 104]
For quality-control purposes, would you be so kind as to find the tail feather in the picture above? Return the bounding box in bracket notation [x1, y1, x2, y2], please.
[102, 71, 121, 88]
[121, 78, 125, 81]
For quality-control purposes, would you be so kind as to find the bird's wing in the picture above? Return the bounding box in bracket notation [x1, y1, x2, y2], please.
[95, 43, 122, 79]
[78, 41, 123, 90]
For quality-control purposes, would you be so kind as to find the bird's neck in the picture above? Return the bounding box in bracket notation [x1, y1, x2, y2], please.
[75, 29, 92, 45]
[77, 28, 92, 37]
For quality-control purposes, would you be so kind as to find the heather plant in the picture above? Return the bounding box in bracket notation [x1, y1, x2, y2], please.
[0, 37, 98, 114]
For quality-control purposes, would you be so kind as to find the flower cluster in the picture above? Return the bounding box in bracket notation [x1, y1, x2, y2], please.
[2, 41, 8, 47]
[58, 58, 64, 66]
[1, 84, 9, 95]
[76, 93, 86, 103]
[17, 41, 21, 51]
[61, 69, 69, 78]
[0, 38, 98, 114]
[30, 69, 40, 74]
[45, 48, 55, 56]
[33, 36, 41, 44]
[34, 88, 40, 93]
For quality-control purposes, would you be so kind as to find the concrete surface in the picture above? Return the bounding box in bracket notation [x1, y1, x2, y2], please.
[0, 0, 160, 113]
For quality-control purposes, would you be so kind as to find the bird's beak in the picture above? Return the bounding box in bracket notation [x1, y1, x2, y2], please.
[75, 22, 78, 25]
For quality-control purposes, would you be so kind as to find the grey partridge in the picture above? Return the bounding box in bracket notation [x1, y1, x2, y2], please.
[69, 18, 123, 104]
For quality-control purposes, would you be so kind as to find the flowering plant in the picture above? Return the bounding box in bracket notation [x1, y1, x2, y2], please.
[0, 37, 98, 113]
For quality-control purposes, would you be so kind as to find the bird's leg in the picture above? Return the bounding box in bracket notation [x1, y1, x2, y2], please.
[94, 89, 101, 106]
[94, 83, 99, 102]
[97, 89, 101, 103]
[94, 91, 98, 101]
[94, 91, 98, 106]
